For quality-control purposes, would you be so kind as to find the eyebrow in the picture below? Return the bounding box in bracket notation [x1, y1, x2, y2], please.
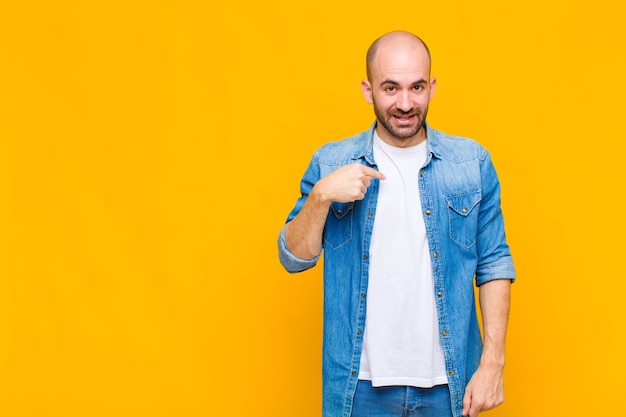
[379, 78, 428, 87]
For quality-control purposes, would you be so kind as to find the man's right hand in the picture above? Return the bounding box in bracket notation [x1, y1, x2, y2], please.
[312, 163, 386, 204]
[284, 164, 385, 260]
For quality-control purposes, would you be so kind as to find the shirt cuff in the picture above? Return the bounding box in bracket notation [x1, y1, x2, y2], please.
[277, 225, 321, 273]
[475, 255, 516, 286]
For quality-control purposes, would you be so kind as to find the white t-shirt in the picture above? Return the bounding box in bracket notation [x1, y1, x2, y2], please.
[358, 133, 448, 387]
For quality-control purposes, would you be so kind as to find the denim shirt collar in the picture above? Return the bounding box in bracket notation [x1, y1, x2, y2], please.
[352, 121, 443, 166]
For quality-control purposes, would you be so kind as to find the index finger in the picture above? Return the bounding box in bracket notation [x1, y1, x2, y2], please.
[362, 166, 386, 180]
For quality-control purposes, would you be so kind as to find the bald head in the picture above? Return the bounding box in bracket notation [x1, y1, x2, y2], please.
[366, 31, 431, 81]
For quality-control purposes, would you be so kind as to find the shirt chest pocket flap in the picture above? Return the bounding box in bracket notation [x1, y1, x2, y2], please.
[323, 202, 354, 250]
[446, 190, 482, 248]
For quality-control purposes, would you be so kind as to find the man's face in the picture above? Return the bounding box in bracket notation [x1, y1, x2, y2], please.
[362, 42, 436, 147]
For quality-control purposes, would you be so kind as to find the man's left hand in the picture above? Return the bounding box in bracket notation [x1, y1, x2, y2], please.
[461, 363, 505, 417]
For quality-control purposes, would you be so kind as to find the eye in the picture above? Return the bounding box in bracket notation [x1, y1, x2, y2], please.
[414, 84, 424, 91]
[385, 86, 396, 92]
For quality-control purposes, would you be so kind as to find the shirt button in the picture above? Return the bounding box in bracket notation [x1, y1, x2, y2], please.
[363, 254, 368, 260]
[462, 208, 467, 213]
[442, 330, 448, 336]
[351, 370, 357, 376]
[437, 291, 443, 297]
[357, 330, 362, 336]
[360, 293, 366, 298]
[433, 252, 438, 258]
[337, 209, 343, 215]
[448, 370, 455, 376]
[425, 210, 432, 215]
[420, 171, 425, 177]
[368, 212, 373, 217]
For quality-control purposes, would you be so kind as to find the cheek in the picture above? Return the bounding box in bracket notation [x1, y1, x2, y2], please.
[373, 95, 393, 112]
[427, 87, 435, 102]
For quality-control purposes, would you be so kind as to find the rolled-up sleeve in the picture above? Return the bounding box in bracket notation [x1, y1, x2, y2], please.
[475, 150, 516, 286]
[278, 225, 321, 273]
[277, 152, 323, 274]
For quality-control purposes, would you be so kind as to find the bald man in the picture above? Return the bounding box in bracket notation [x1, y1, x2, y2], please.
[278, 31, 515, 417]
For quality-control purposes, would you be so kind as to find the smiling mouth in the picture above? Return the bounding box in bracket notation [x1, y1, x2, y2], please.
[393, 115, 416, 121]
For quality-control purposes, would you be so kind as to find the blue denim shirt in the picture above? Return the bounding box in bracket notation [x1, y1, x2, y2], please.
[278, 123, 515, 417]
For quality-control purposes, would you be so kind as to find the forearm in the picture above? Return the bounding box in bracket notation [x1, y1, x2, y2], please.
[284, 187, 331, 260]
[461, 279, 511, 416]
[478, 278, 511, 367]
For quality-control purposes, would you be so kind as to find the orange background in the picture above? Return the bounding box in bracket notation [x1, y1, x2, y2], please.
[1, 1, 624, 416]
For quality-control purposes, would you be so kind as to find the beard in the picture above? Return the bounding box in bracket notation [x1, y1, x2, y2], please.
[373, 102, 428, 140]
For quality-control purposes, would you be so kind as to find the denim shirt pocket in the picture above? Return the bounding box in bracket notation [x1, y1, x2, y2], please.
[323, 202, 354, 250]
[446, 190, 482, 248]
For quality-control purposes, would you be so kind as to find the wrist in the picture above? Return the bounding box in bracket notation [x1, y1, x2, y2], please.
[479, 351, 506, 369]
[310, 183, 333, 206]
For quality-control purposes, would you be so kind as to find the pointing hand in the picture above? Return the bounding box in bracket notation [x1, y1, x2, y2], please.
[313, 163, 385, 203]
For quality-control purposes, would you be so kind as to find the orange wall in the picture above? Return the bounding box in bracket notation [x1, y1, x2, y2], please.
[0, 1, 624, 416]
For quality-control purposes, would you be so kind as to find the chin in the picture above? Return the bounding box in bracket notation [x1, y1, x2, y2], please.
[392, 128, 421, 139]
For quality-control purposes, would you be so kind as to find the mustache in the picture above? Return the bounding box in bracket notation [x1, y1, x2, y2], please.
[391, 108, 421, 117]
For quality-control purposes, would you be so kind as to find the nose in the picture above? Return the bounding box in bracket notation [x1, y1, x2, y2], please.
[396, 91, 413, 112]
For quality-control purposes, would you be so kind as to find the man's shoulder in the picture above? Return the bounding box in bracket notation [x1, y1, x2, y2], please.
[428, 127, 489, 163]
[312, 129, 371, 165]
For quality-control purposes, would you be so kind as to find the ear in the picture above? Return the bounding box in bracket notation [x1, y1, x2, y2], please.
[428, 77, 437, 102]
[361, 80, 374, 104]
